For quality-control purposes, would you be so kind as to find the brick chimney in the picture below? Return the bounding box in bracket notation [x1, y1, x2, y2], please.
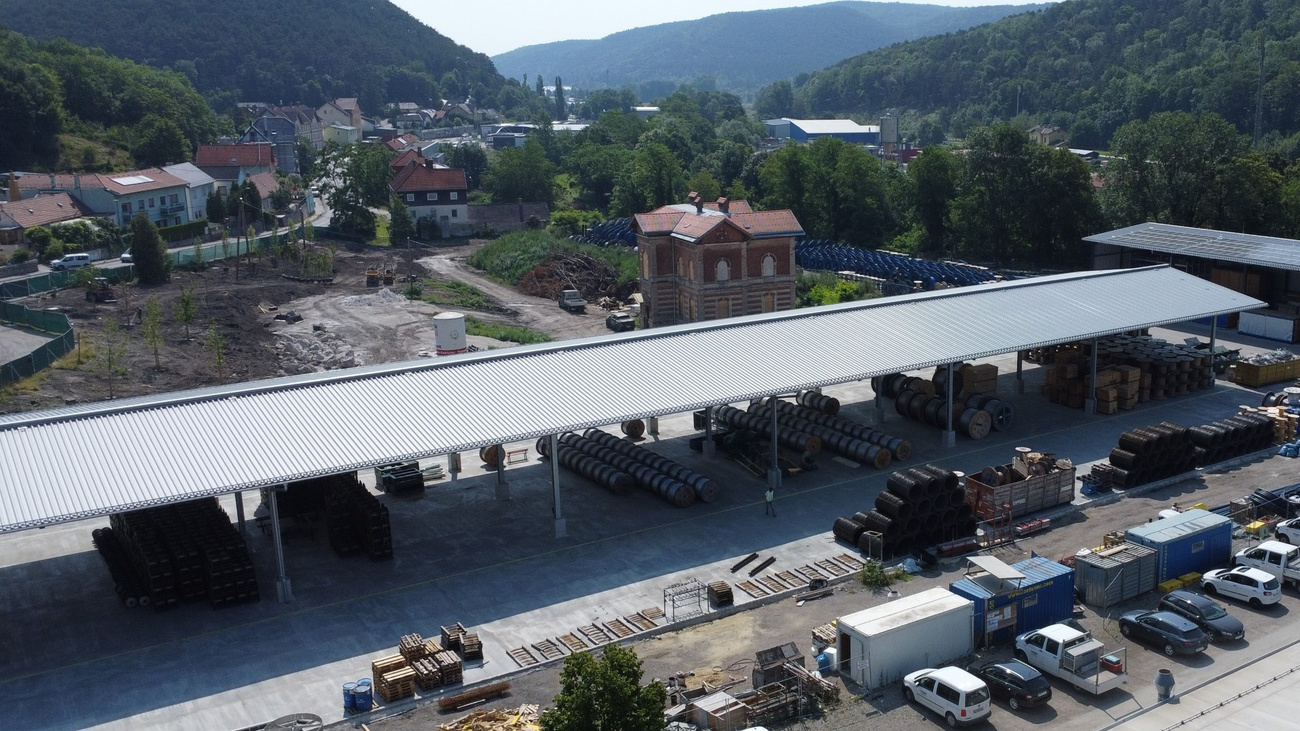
[716, 197, 729, 214]
[689, 192, 702, 214]
[7, 173, 20, 203]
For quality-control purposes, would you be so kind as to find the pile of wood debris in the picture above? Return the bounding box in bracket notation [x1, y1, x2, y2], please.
[517, 252, 635, 301]
[438, 704, 540, 730]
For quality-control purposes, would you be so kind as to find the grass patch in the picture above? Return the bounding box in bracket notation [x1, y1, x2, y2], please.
[464, 317, 551, 345]
[369, 216, 390, 247]
[467, 229, 637, 286]
[419, 279, 494, 310]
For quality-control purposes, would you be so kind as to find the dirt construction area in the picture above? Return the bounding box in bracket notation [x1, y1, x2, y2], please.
[0, 240, 609, 414]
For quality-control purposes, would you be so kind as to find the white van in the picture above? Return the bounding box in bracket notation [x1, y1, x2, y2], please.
[904, 666, 992, 727]
[50, 253, 91, 271]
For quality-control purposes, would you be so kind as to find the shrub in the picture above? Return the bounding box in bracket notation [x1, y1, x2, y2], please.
[8, 248, 31, 264]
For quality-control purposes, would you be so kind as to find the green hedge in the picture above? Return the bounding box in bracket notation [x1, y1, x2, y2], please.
[157, 219, 208, 243]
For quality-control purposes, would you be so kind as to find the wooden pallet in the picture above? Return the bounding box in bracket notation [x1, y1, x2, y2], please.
[707, 580, 734, 606]
[797, 565, 826, 582]
[736, 580, 769, 598]
[776, 570, 804, 588]
[605, 618, 635, 639]
[399, 633, 426, 661]
[625, 612, 657, 632]
[508, 646, 539, 667]
[757, 575, 788, 593]
[558, 633, 588, 653]
[816, 559, 848, 577]
[835, 553, 865, 571]
[411, 656, 442, 690]
[578, 624, 612, 645]
[640, 606, 665, 621]
[461, 632, 483, 661]
[531, 639, 564, 661]
[371, 654, 407, 680]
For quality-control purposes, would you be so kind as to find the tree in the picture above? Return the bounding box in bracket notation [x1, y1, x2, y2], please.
[554, 76, 566, 120]
[141, 294, 163, 369]
[92, 318, 128, 399]
[483, 138, 557, 205]
[192, 236, 204, 268]
[0, 56, 63, 170]
[539, 645, 665, 731]
[610, 142, 684, 216]
[128, 213, 171, 285]
[442, 143, 489, 190]
[389, 195, 415, 246]
[535, 73, 545, 99]
[131, 113, 189, 166]
[909, 146, 960, 256]
[174, 283, 197, 340]
[686, 170, 721, 202]
[206, 189, 226, 223]
[753, 80, 795, 120]
[205, 319, 227, 384]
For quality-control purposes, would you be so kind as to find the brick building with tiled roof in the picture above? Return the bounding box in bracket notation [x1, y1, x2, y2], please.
[634, 195, 804, 327]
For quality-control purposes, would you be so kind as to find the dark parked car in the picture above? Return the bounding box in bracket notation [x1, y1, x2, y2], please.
[967, 659, 1052, 710]
[1158, 590, 1245, 642]
[1118, 609, 1210, 656]
[605, 311, 636, 332]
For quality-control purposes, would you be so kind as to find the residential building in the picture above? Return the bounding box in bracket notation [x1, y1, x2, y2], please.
[7, 172, 104, 203]
[323, 123, 359, 146]
[161, 163, 216, 224]
[195, 143, 276, 196]
[763, 118, 880, 145]
[91, 169, 193, 227]
[245, 171, 280, 212]
[0, 193, 91, 245]
[241, 115, 299, 175]
[390, 148, 424, 172]
[384, 134, 421, 153]
[634, 195, 804, 327]
[1028, 124, 1068, 146]
[317, 98, 362, 130]
[265, 105, 325, 150]
[389, 160, 468, 237]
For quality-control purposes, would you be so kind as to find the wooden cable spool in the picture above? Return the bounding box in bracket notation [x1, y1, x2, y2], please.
[959, 408, 993, 440]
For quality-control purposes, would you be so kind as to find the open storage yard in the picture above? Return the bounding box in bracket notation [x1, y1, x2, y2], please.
[4, 312, 1300, 730]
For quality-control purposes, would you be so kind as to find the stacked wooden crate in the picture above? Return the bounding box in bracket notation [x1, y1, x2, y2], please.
[398, 633, 428, 662]
[371, 654, 414, 702]
[434, 650, 463, 685]
[411, 656, 442, 690]
[707, 580, 734, 606]
[461, 632, 483, 661]
[961, 364, 998, 395]
[441, 622, 467, 653]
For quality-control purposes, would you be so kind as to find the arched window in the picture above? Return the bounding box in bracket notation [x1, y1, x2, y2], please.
[761, 253, 776, 277]
[716, 258, 731, 282]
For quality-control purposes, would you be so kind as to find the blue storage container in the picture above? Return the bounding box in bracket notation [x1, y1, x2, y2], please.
[949, 556, 1075, 649]
[1124, 509, 1234, 583]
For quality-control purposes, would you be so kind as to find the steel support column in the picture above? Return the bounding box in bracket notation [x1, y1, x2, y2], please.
[1085, 338, 1099, 415]
[704, 406, 716, 456]
[234, 490, 246, 535]
[1209, 320, 1218, 385]
[648, 416, 660, 437]
[270, 485, 292, 603]
[549, 434, 566, 538]
[943, 362, 956, 447]
[448, 452, 460, 482]
[495, 445, 510, 500]
[1016, 351, 1025, 394]
[768, 397, 782, 492]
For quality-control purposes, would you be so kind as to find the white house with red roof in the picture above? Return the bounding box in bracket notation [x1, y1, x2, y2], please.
[195, 143, 277, 196]
[390, 159, 468, 237]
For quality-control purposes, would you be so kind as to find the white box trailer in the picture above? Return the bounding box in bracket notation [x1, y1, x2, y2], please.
[837, 587, 974, 690]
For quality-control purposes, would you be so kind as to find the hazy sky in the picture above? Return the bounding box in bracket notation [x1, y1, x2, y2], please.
[390, 0, 1054, 57]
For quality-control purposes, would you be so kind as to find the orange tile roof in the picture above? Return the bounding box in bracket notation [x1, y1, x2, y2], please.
[390, 149, 422, 169]
[390, 163, 467, 193]
[195, 143, 276, 169]
[732, 210, 803, 237]
[97, 168, 188, 195]
[247, 171, 280, 200]
[15, 173, 103, 190]
[636, 200, 802, 239]
[0, 193, 90, 229]
[634, 212, 684, 235]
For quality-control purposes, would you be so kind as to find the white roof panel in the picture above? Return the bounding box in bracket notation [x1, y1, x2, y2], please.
[840, 587, 972, 635]
[967, 556, 1026, 581]
[1086, 223, 1300, 271]
[0, 266, 1264, 533]
[788, 118, 876, 135]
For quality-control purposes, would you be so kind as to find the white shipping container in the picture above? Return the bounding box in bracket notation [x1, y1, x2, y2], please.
[836, 587, 974, 690]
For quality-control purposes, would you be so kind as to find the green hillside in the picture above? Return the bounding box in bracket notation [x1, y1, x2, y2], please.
[0, 29, 219, 171]
[789, 0, 1300, 147]
[0, 0, 503, 111]
[492, 1, 1046, 95]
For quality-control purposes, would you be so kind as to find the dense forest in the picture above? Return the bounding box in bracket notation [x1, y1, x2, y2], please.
[493, 2, 1042, 97]
[0, 0, 503, 112]
[0, 29, 220, 171]
[765, 0, 1300, 150]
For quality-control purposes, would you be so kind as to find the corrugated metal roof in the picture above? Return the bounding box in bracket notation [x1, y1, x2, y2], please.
[0, 266, 1264, 534]
[1086, 223, 1300, 271]
[1076, 542, 1156, 569]
[967, 556, 1026, 581]
[840, 588, 971, 634]
[952, 556, 1073, 598]
[1125, 508, 1231, 543]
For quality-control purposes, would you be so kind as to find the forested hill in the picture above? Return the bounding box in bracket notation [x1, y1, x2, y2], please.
[492, 2, 1045, 95]
[789, 0, 1300, 148]
[0, 29, 219, 172]
[0, 0, 502, 111]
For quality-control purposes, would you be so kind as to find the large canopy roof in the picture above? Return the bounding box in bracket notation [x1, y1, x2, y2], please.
[1086, 223, 1300, 271]
[0, 266, 1262, 534]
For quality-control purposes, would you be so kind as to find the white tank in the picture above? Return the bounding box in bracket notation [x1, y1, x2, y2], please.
[433, 312, 467, 355]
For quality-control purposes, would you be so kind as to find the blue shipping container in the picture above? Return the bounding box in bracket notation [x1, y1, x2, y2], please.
[1125, 509, 1234, 583]
[949, 556, 1075, 648]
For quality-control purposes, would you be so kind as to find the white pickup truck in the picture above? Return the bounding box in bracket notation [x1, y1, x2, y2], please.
[1014, 624, 1127, 695]
[1234, 539, 1300, 590]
